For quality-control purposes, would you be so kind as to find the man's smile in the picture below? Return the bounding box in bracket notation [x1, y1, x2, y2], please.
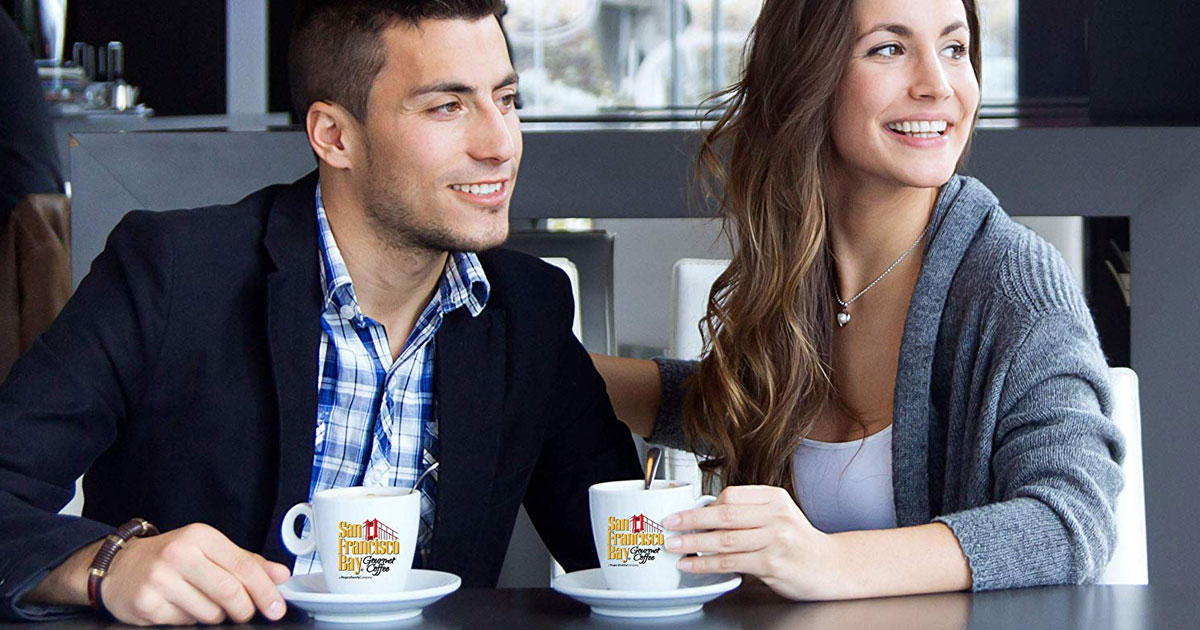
[447, 179, 509, 206]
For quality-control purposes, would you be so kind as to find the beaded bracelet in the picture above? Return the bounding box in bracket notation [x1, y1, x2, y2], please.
[86, 518, 160, 615]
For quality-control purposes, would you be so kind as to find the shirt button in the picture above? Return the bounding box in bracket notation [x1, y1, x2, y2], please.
[339, 305, 357, 320]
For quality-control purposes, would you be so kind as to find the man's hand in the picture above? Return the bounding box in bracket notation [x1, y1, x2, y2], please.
[27, 523, 291, 626]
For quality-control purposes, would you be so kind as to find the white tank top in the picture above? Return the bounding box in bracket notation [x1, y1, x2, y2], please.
[791, 424, 898, 533]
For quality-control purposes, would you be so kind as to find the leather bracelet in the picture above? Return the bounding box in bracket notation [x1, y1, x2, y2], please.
[86, 518, 160, 615]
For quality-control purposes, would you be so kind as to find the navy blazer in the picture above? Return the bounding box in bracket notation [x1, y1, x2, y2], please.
[0, 172, 642, 619]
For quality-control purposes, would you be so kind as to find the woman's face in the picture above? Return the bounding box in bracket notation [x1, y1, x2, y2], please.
[829, 0, 980, 191]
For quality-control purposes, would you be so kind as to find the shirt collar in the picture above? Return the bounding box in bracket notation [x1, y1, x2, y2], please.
[440, 249, 490, 318]
[315, 182, 490, 322]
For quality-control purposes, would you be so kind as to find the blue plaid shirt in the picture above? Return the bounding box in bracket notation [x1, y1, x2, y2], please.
[294, 184, 489, 574]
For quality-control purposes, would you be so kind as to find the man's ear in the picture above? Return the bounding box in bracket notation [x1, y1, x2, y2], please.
[306, 102, 363, 171]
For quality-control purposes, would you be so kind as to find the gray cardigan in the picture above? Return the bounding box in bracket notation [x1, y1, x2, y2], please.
[651, 174, 1125, 591]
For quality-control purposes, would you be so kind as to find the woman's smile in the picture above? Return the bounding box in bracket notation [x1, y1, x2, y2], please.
[883, 117, 954, 148]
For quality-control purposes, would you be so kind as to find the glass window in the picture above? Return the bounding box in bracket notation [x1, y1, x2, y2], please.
[504, 0, 1019, 116]
[978, 0, 1017, 103]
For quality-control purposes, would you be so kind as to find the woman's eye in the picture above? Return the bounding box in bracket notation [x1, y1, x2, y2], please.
[942, 43, 968, 59]
[870, 44, 902, 57]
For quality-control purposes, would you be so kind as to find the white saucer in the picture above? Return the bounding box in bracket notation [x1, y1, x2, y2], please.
[552, 568, 741, 618]
[279, 569, 461, 624]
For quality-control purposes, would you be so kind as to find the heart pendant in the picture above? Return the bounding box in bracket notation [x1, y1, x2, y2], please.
[837, 311, 851, 327]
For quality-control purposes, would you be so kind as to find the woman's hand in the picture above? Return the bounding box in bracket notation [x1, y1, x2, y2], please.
[662, 485, 845, 600]
[662, 485, 974, 600]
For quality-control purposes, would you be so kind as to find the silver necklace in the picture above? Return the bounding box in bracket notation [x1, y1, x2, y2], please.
[834, 221, 932, 327]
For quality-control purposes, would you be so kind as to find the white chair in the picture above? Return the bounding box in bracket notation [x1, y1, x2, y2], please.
[1097, 367, 1148, 584]
[667, 258, 730, 361]
[505, 230, 617, 355]
[665, 258, 1147, 584]
[658, 259, 732, 487]
[539, 257, 578, 581]
[61, 257, 587, 586]
[59, 478, 84, 516]
[496, 257, 582, 587]
[540, 257, 583, 343]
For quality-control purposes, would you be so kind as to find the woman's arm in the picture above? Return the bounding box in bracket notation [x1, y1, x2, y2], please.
[662, 308, 1121, 597]
[588, 355, 703, 448]
[932, 310, 1123, 589]
[823, 523, 972, 597]
[662, 486, 971, 600]
[588, 353, 660, 438]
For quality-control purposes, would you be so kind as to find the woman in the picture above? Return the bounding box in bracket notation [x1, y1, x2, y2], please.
[594, 0, 1123, 600]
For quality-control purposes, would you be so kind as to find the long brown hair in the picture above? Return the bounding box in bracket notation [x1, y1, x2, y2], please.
[684, 0, 982, 497]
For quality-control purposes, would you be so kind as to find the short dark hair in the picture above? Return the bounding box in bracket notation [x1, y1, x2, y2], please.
[289, 0, 508, 123]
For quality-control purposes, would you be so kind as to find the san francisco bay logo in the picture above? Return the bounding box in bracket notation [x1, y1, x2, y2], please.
[606, 514, 665, 565]
[337, 518, 403, 578]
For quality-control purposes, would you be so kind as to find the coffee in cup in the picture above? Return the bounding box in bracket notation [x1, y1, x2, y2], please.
[280, 486, 420, 593]
[589, 479, 715, 591]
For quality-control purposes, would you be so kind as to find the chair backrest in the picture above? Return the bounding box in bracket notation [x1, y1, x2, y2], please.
[1097, 367, 1148, 584]
[505, 230, 616, 354]
[539, 257, 583, 342]
[496, 251, 593, 588]
[667, 258, 730, 360]
[495, 256, 578, 587]
[57, 264, 582, 582]
[661, 259, 731, 486]
[666, 259, 1148, 584]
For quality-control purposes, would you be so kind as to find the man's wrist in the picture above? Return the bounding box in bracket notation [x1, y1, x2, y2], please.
[22, 539, 104, 607]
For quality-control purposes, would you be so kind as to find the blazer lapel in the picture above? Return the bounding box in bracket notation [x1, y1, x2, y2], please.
[428, 305, 506, 576]
[892, 175, 994, 526]
[259, 171, 324, 563]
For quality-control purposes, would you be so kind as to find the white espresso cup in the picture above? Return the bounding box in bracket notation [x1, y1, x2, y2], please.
[280, 486, 420, 594]
[589, 479, 716, 591]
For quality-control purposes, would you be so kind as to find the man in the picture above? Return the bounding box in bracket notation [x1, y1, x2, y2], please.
[1, 10, 71, 383]
[0, 0, 641, 624]
[0, 9, 65, 222]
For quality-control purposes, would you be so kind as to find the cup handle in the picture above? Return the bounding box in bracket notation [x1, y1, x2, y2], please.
[280, 502, 316, 557]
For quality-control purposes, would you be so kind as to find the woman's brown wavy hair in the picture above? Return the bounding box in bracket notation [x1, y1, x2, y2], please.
[684, 0, 982, 496]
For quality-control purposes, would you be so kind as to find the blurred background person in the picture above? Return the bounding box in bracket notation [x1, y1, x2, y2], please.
[0, 8, 63, 223]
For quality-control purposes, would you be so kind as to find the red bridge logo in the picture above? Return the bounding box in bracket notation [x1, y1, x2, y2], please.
[362, 518, 400, 541]
[630, 514, 663, 534]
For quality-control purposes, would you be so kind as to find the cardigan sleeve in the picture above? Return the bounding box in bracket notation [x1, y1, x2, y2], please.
[647, 358, 698, 450]
[933, 310, 1125, 591]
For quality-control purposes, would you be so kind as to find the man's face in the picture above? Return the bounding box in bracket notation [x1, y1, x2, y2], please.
[356, 17, 521, 254]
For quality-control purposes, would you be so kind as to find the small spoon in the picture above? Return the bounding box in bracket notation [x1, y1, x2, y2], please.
[411, 461, 440, 494]
[644, 446, 663, 489]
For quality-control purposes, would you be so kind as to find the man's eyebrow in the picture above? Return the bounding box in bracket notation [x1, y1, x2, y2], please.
[856, 20, 967, 42]
[408, 73, 521, 98]
[496, 72, 519, 90]
[409, 81, 474, 98]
